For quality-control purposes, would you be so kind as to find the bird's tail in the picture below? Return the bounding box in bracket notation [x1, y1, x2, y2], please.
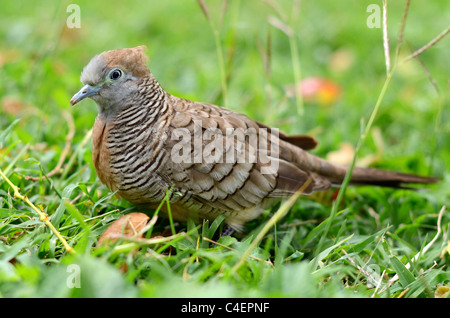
[347, 166, 438, 188]
[303, 153, 438, 189]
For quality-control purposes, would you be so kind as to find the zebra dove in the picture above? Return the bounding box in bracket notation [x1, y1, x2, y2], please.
[70, 46, 437, 231]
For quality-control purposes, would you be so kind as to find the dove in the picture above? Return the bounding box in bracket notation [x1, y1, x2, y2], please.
[71, 46, 437, 231]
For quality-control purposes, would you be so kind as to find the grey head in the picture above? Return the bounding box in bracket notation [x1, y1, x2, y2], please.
[70, 46, 151, 119]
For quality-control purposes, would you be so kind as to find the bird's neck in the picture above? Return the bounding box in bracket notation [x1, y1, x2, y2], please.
[97, 76, 166, 122]
[136, 76, 166, 109]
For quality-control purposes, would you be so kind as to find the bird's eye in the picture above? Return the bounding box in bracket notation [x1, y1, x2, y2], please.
[109, 69, 123, 80]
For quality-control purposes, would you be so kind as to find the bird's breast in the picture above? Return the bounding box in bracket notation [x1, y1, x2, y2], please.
[97, 106, 172, 204]
[92, 117, 116, 191]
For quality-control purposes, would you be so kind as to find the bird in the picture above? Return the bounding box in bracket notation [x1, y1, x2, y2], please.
[70, 46, 437, 232]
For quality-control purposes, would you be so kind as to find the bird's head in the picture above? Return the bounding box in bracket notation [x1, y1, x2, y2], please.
[70, 46, 151, 117]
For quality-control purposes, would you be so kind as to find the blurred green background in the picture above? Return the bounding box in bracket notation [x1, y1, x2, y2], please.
[0, 0, 449, 298]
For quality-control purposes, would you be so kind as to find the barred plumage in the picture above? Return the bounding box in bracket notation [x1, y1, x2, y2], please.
[71, 46, 438, 231]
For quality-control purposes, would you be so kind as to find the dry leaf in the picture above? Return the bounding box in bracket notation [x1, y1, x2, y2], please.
[98, 212, 150, 246]
[326, 128, 384, 167]
[328, 48, 355, 73]
[326, 142, 355, 165]
[434, 285, 449, 298]
[441, 240, 450, 258]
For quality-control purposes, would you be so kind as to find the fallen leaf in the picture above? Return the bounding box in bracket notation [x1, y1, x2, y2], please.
[326, 142, 355, 165]
[328, 48, 355, 73]
[98, 212, 150, 246]
[434, 285, 449, 298]
[326, 127, 384, 167]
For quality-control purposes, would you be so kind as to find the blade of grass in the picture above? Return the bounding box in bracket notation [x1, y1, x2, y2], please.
[203, 236, 274, 266]
[58, 209, 119, 232]
[388, 205, 445, 284]
[403, 25, 450, 62]
[382, 0, 391, 75]
[197, 0, 228, 107]
[165, 186, 176, 235]
[390, 255, 416, 288]
[60, 128, 92, 180]
[230, 177, 312, 274]
[25, 110, 75, 181]
[111, 230, 189, 255]
[4, 143, 30, 176]
[0, 168, 74, 254]
[313, 0, 422, 263]
[155, 225, 201, 254]
[314, 67, 395, 265]
[268, 13, 304, 115]
[394, 0, 410, 60]
[0, 118, 20, 148]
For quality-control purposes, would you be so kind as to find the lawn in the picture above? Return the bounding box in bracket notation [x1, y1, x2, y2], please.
[0, 0, 449, 299]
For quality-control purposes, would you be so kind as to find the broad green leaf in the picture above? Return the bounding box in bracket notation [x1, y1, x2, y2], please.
[390, 256, 415, 287]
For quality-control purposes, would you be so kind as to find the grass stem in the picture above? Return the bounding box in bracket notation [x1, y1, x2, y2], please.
[231, 178, 312, 274]
[0, 168, 74, 254]
[314, 67, 396, 265]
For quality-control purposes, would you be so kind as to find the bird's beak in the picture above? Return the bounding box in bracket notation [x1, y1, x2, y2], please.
[70, 84, 100, 106]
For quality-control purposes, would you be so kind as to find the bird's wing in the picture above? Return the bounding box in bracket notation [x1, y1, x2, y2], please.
[255, 121, 318, 150]
[166, 97, 326, 213]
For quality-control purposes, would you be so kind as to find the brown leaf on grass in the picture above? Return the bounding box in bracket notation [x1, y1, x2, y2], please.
[326, 128, 385, 167]
[98, 212, 150, 246]
[326, 143, 380, 167]
[326, 142, 355, 165]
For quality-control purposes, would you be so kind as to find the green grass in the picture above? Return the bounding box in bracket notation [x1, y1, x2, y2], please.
[0, 0, 449, 298]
